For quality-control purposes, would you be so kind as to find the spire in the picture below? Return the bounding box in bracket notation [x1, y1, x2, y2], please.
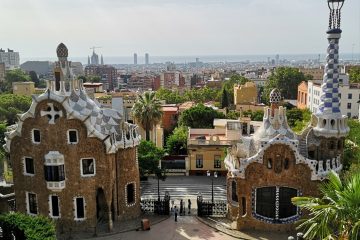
[313, 0, 348, 138]
[88, 56, 90, 65]
[317, 0, 344, 116]
[50, 43, 81, 94]
[101, 55, 104, 65]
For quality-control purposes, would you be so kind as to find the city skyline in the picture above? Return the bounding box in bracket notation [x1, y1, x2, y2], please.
[1, 0, 359, 58]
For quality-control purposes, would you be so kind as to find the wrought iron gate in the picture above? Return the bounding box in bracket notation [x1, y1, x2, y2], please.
[197, 194, 227, 217]
[141, 192, 170, 215]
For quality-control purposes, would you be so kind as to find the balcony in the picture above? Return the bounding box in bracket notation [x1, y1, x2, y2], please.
[46, 181, 65, 191]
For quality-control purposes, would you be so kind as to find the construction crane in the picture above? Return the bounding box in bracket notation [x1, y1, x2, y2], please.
[90, 46, 102, 52]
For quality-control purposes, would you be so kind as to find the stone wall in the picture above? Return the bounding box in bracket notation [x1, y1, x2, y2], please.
[10, 99, 140, 232]
[227, 143, 319, 232]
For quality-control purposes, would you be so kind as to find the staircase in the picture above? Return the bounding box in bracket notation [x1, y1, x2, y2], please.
[298, 127, 312, 157]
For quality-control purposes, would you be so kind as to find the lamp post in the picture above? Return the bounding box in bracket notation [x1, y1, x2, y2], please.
[207, 170, 218, 204]
[157, 166, 161, 201]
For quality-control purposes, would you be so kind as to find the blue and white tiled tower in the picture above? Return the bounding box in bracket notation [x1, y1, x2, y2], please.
[313, 0, 349, 138]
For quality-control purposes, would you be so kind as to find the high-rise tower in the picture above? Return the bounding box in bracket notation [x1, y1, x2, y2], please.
[145, 53, 149, 65]
[134, 53, 137, 65]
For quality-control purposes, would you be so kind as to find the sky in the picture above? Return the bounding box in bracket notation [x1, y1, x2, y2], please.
[1, 0, 360, 59]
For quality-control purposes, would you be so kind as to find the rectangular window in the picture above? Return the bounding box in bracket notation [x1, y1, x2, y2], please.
[214, 155, 221, 168]
[347, 103, 351, 109]
[50, 195, 60, 217]
[24, 157, 34, 175]
[339, 93, 341, 99]
[196, 155, 203, 168]
[27, 192, 38, 215]
[81, 158, 95, 176]
[348, 93, 352, 99]
[44, 165, 65, 181]
[75, 197, 85, 219]
[68, 130, 78, 144]
[33, 129, 41, 143]
[126, 183, 135, 205]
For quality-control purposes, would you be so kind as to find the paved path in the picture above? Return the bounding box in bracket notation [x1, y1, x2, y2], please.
[96, 216, 238, 240]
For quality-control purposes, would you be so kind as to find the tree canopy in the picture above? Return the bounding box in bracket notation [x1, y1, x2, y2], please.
[132, 91, 163, 141]
[155, 88, 184, 104]
[179, 104, 225, 128]
[155, 87, 220, 104]
[0, 94, 32, 125]
[288, 108, 311, 133]
[165, 126, 188, 155]
[0, 212, 56, 240]
[222, 74, 250, 105]
[0, 69, 31, 92]
[138, 140, 164, 178]
[292, 170, 360, 240]
[263, 67, 308, 104]
[349, 66, 360, 83]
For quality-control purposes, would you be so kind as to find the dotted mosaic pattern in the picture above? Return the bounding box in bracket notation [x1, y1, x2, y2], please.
[269, 89, 281, 103]
[318, 38, 340, 114]
[56, 43, 68, 58]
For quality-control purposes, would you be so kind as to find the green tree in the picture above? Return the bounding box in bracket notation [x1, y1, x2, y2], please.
[286, 108, 303, 128]
[226, 110, 241, 120]
[28, 71, 40, 87]
[138, 140, 164, 178]
[221, 87, 229, 109]
[0, 94, 32, 124]
[0, 212, 56, 240]
[165, 126, 188, 155]
[263, 67, 307, 104]
[342, 119, 360, 171]
[155, 88, 184, 104]
[179, 104, 225, 128]
[291, 108, 311, 133]
[1, 69, 31, 92]
[292, 170, 360, 240]
[222, 74, 250, 105]
[132, 91, 163, 141]
[349, 66, 360, 83]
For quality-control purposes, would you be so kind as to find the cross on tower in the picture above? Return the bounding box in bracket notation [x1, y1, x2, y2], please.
[40, 103, 63, 124]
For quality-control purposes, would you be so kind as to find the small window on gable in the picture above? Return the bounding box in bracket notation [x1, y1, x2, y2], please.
[68, 130, 78, 144]
[81, 158, 95, 176]
[284, 158, 289, 170]
[32, 129, 41, 143]
[267, 158, 272, 169]
[24, 157, 35, 175]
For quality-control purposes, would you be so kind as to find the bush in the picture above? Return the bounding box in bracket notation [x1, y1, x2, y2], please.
[0, 212, 56, 240]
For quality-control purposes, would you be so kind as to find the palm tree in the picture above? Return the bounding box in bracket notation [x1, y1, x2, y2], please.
[292, 170, 360, 240]
[132, 91, 163, 141]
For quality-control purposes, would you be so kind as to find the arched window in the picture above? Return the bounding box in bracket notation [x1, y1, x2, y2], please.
[284, 158, 289, 170]
[253, 187, 298, 223]
[267, 158, 272, 169]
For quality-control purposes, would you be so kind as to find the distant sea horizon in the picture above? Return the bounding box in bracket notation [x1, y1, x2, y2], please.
[21, 53, 360, 65]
